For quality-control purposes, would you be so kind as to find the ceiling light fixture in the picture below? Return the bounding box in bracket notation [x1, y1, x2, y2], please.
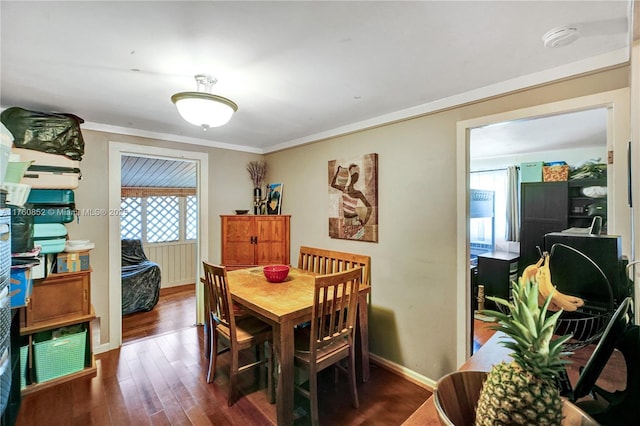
[542, 25, 580, 48]
[171, 74, 238, 130]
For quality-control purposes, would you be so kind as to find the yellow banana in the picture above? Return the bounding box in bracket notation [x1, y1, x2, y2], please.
[521, 256, 544, 283]
[534, 252, 584, 312]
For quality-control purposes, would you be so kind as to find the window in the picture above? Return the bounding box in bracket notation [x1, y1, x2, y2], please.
[120, 195, 197, 243]
[470, 169, 508, 242]
[186, 195, 197, 240]
[121, 197, 142, 239]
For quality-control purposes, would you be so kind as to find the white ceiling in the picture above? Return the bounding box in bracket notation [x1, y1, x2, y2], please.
[121, 156, 196, 188]
[470, 107, 608, 159]
[0, 1, 632, 155]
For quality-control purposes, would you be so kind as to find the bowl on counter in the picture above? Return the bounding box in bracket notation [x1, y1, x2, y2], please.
[263, 264, 290, 283]
[234, 209, 249, 215]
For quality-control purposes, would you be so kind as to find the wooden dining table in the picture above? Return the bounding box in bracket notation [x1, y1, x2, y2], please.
[402, 331, 598, 425]
[227, 266, 371, 426]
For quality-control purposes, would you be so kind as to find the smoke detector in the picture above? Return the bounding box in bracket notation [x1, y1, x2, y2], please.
[542, 25, 580, 48]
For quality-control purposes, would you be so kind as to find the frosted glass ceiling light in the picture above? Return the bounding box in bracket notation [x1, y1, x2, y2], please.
[171, 74, 238, 130]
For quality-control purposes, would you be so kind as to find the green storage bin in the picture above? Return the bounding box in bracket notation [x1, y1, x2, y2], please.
[33, 328, 86, 383]
[520, 161, 543, 182]
[20, 345, 28, 389]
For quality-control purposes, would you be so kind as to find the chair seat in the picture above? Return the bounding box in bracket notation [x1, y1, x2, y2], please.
[217, 315, 272, 343]
[294, 327, 350, 364]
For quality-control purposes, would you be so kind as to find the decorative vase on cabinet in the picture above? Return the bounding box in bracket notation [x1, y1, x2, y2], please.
[221, 215, 290, 269]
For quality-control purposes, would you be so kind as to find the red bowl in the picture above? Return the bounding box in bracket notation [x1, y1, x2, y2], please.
[263, 264, 290, 283]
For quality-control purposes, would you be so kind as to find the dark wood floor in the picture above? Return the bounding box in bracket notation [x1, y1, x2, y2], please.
[122, 284, 198, 344]
[15, 289, 627, 426]
[16, 285, 431, 426]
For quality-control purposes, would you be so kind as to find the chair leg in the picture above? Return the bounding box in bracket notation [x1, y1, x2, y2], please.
[228, 346, 239, 406]
[207, 326, 218, 383]
[309, 371, 320, 426]
[348, 348, 359, 409]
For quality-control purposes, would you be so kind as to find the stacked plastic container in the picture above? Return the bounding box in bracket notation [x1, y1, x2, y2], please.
[0, 210, 11, 411]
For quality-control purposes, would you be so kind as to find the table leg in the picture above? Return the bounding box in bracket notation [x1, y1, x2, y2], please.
[274, 320, 295, 426]
[358, 292, 370, 382]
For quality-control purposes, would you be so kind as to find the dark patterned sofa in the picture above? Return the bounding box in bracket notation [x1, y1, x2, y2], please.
[121, 239, 161, 315]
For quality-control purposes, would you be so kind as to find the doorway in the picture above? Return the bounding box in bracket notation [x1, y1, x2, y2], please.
[455, 88, 631, 366]
[468, 108, 608, 353]
[107, 142, 209, 351]
[120, 154, 198, 343]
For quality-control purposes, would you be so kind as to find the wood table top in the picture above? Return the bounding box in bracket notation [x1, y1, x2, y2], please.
[227, 267, 318, 324]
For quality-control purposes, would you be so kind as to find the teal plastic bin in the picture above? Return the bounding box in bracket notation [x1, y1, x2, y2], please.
[33, 328, 86, 383]
[520, 162, 543, 183]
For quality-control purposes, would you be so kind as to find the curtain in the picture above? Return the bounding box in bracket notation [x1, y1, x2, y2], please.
[505, 165, 520, 241]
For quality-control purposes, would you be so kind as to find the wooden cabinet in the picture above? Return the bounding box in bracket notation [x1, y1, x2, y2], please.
[20, 270, 96, 395]
[25, 270, 90, 328]
[519, 180, 607, 273]
[221, 215, 290, 268]
[476, 251, 519, 310]
[519, 182, 568, 271]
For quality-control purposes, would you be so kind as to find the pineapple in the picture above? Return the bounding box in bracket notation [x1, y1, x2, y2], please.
[474, 272, 573, 425]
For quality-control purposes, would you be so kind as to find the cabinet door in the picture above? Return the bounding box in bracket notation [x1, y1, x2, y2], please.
[26, 271, 90, 327]
[255, 216, 290, 265]
[221, 216, 256, 266]
[519, 182, 568, 270]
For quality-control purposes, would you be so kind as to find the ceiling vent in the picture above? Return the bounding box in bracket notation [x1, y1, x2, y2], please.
[542, 26, 580, 48]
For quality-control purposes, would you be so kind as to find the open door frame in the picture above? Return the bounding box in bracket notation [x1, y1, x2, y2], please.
[455, 88, 631, 366]
[106, 142, 209, 351]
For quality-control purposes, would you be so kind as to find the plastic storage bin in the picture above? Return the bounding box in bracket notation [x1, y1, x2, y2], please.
[26, 189, 75, 224]
[9, 268, 33, 308]
[33, 328, 86, 383]
[0, 183, 30, 207]
[520, 162, 543, 183]
[0, 346, 9, 414]
[33, 223, 67, 254]
[20, 345, 28, 389]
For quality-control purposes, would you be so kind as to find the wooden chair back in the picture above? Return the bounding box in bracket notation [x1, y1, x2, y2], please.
[202, 261, 237, 343]
[309, 267, 362, 362]
[298, 246, 371, 287]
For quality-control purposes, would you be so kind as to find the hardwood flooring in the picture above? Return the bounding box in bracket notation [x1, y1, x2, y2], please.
[16, 285, 431, 426]
[15, 291, 627, 425]
[122, 284, 197, 344]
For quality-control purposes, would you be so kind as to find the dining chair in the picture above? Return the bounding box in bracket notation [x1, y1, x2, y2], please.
[298, 246, 372, 382]
[293, 267, 362, 426]
[298, 246, 371, 287]
[202, 261, 274, 406]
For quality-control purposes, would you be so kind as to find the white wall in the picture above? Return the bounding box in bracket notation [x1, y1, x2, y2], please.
[66, 64, 629, 382]
[143, 242, 196, 288]
[266, 66, 629, 382]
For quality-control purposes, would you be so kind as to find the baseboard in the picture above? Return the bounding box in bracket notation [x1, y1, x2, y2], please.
[370, 353, 437, 391]
[160, 282, 195, 296]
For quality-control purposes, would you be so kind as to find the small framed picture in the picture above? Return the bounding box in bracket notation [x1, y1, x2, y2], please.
[266, 183, 283, 214]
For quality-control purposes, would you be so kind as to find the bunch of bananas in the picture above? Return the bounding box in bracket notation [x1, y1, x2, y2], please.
[520, 252, 585, 312]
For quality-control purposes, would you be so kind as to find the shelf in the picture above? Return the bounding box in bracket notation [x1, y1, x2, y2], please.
[20, 306, 95, 336]
[20, 355, 97, 396]
[568, 178, 607, 187]
[39, 268, 93, 280]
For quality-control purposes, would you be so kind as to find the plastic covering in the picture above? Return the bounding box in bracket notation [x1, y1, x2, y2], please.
[0, 107, 85, 161]
[9, 204, 34, 254]
[121, 239, 161, 315]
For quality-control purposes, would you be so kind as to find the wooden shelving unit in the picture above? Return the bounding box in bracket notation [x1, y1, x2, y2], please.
[19, 269, 97, 396]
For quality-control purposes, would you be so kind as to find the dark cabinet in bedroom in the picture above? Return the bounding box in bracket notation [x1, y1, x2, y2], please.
[519, 182, 568, 271]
